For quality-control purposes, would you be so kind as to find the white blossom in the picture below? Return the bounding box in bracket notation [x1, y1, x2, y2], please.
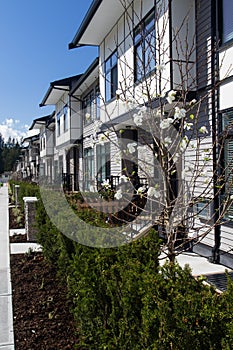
[126, 98, 137, 110]
[137, 186, 147, 195]
[189, 99, 197, 105]
[173, 153, 179, 163]
[164, 136, 172, 147]
[127, 142, 137, 154]
[156, 63, 166, 72]
[93, 121, 102, 133]
[160, 118, 173, 129]
[138, 105, 147, 114]
[115, 189, 123, 200]
[189, 140, 197, 149]
[199, 125, 208, 134]
[99, 135, 107, 145]
[133, 113, 143, 126]
[147, 186, 160, 198]
[180, 136, 189, 152]
[174, 107, 186, 119]
[184, 122, 193, 130]
[85, 113, 91, 121]
[101, 179, 111, 189]
[166, 90, 177, 104]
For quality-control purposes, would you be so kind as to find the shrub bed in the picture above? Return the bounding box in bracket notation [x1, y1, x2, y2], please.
[9, 181, 233, 349]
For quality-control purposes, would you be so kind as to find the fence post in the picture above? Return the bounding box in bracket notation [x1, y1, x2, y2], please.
[23, 197, 38, 241]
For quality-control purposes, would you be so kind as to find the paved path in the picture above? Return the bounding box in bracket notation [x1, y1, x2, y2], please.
[0, 185, 14, 350]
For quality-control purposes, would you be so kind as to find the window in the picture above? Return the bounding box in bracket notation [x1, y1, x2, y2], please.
[57, 111, 61, 137]
[96, 143, 110, 188]
[220, 0, 233, 44]
[134, 11, 156, 81]
[222, 111, 233, 220]
[83, 85, 100, 125]
[84, 147, 94, 190]
[105, 51, 118, 102]
[63, 105, 68, 132]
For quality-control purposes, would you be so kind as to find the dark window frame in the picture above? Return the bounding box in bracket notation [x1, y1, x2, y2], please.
[221, 109, 233, 221]
[134, 10, 156, 82]
[83, 84, 100, 125]
[105, 51, 118, 102]
[83, 147, 94, 190]
[96, 143, 111, 187]
[218, 0, 233, 46]
[63, 104, 68, 132]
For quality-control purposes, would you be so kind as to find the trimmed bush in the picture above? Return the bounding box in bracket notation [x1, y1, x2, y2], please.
[9, 182, 233, 349]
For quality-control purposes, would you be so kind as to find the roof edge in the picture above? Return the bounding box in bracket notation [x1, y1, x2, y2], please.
[70, 57, 99, 96]
[68, 0, 103, 49]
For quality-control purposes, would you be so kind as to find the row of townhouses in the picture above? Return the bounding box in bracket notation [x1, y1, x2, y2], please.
[16, 0, 233, 267]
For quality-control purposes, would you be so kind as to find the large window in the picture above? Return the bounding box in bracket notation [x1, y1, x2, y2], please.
[105, 51, 118, 102]
[63, 105, 68, 132]
[83, 85, 100, 125]
[84, 147, 94, 190]
[223, 111, 233, 220]
[220, 0, 233, 44]
[96, 143, 110, 187]
[134, 11, 156, 82]
[57, 111, 61, 137]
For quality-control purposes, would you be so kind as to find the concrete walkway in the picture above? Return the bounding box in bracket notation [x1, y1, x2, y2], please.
[0, 185, 14, 350]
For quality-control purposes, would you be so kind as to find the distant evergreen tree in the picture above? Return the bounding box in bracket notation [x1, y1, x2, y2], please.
[0, 136, 21, 173]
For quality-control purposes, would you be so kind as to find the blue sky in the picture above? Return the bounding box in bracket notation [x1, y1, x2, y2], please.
[0, 0, 97, 140]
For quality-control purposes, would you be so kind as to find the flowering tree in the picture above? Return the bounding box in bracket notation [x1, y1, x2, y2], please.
[82, 0, 233, 262]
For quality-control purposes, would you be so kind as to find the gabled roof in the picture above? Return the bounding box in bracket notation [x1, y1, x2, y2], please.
[22, 134, 40, 144]
[29, 112, 55, 130]
[40, 75, 82, 107]
[69, 0, 126, 49]
[70, 57, 99, 96]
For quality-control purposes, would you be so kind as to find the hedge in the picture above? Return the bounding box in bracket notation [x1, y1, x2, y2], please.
[9, 181, 233, 349]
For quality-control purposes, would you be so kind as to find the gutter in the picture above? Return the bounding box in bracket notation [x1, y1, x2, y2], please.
[68, 0, 103, 49]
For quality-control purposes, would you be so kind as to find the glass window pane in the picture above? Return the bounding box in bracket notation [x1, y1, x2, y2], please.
[111, 65, 118, 98]
[105, 75, 111, 101]
[135, 45, 143, 80]
[105, 58, 111, 72]
[222, 0, 233, 43]
[111, 52, 118, 66]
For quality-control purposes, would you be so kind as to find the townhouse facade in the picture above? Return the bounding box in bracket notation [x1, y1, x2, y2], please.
[17, 0, 233, 267]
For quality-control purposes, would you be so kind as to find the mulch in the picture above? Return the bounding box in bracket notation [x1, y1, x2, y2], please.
[11, 252, 80, 349]
[9, 204, 82, 349]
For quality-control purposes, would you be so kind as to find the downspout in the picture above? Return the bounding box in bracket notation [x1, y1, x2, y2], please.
[210, 0, 221, 264]
[169, 0, 173, 90]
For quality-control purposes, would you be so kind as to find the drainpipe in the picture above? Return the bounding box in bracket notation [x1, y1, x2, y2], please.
[210, 0, 221, 264]
[168, 0, 173, 90]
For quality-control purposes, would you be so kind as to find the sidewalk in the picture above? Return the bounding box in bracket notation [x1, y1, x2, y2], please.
[0, 185, 14, 350]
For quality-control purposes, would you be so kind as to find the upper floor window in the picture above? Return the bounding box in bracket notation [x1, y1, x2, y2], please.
[57, 111, 61, 137]
[105, 51, 118, 102]
[63, 105, 68, 132]
[222, 110, 233, 220]
[134, 11, 156, 82]
[220, 0, 233, 44]
[83, 85, 100, 125]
